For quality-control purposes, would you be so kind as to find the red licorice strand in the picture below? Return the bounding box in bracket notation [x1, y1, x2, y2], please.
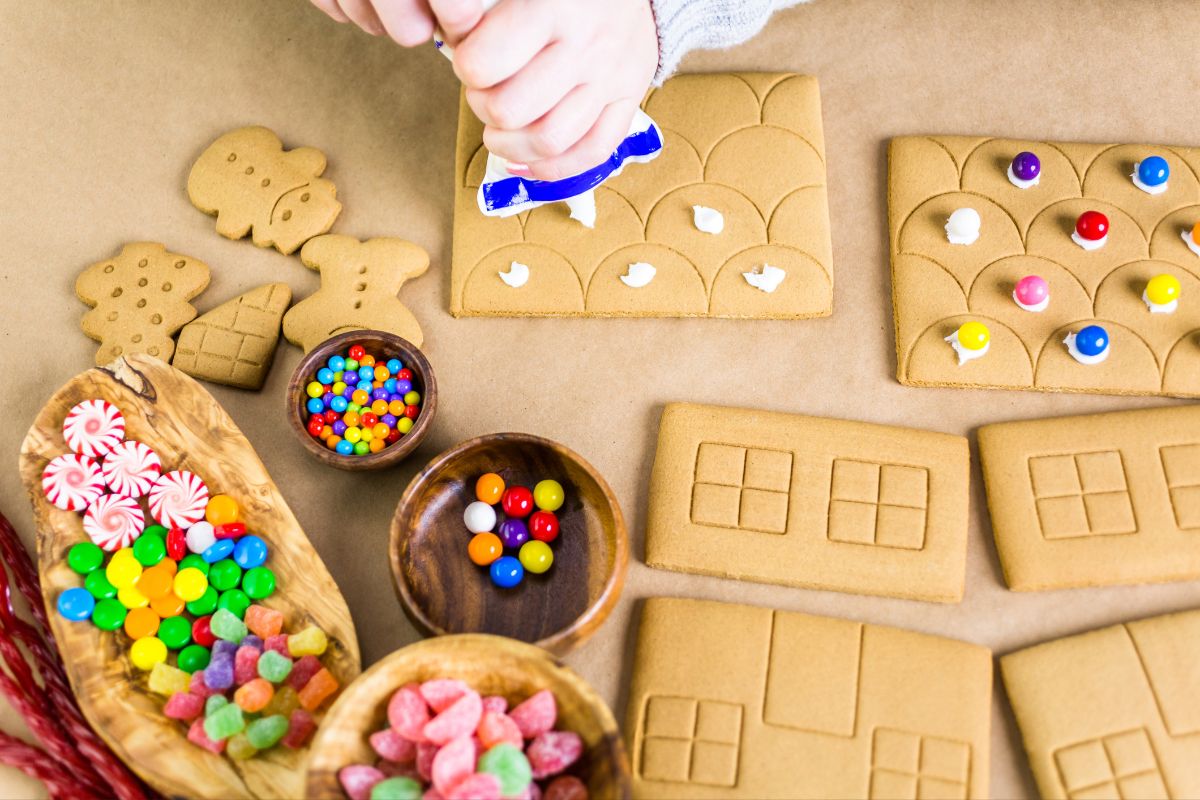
[0, 732, 92, 800]
[0, 666, 103, 794]
[0, 514, 53, 636]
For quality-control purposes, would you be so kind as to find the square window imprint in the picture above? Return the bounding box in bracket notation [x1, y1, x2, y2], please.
[1028, 452, 1137, 539]
[639, 696, 743, 788]
[1161, 445, 1200, 530]
[828, 460, 930, 550]
[869, 729, 969, 800]
[1053, 729, 1167, 800]
[690, 444, 792, 534]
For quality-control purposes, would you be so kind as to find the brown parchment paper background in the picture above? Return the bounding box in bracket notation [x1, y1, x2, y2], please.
[2, 1, 1199, 797]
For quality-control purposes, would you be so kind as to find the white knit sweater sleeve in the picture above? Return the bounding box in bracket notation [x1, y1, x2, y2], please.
[649, 0, 809, 83]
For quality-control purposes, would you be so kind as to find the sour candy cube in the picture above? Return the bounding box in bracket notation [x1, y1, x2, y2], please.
[244, 604, 284, 639]
[339, 765, 386, 800]
[163, 691, 204, 722]
[387, 685, 430, 741]
[282, 708, 316, 749]
[204, 702, 246, 741]
[527, 731, 583, 779]
[422, 691, 482, 745]
[234, 646, 261, 685]
[297, 667, 339, 711]
[187, 717, 226, 754]
[257, 649, 294, 684]
[509, 689, 556, 738]
[147, 662, 190, 696]
[287, 625, 328, 657]
[234, 678, 274, 712]
[370, 728, 417, 764]
[431, 735, 474, 794]
[246, 714, 290, 749]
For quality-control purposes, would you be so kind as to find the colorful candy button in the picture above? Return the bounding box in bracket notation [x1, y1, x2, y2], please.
[945, 208, 981, 245]
[1133, 155, 1169, 194]
[92, 598, 126, 631]
[117, 584, 149, 609]
[1013, 275, 1049, 312]
[518, 540, 554, 575]
[67, 542, 104, 575]
[85, 570, 117, 600]
[464, 501, 498, 534]
[501, 486, 534, 518]
[497, 518, 529, 548]
[150, 592, 186, 618]
[242, 567, 276, 600]
[529, 511, 560, 543]
[533, 480, 564, 512]
[489, 556, 524, 589]
[1008, 151, 1041, 188]
[468, 532, 503, 566]
[173, 568, 209, 602]
[186, 586, 219, 616]
[124, 606, 160, 640]
[132, 533, 166, 567]
[105, 552, 142, 589]
[1073, 211, 1109, 250]
[1065, 324, 1110, 364]
[945, 321, 990, 365]
[158, 616, 192, 650]
[233, 536, 268, 569]
[1144, 274, 1181, 313]
[57, 587, 95, 621]
[136, 564, 174, 600]
[129, 637, 168, 671]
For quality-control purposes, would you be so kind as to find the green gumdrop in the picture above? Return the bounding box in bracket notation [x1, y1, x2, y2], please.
[157, 616, 192, 650]
[210, 608, 247, 643]
[178, 554, 210, 576]
[178, 644, 211, 673]
[208, 559, 242, 591]
[185, 586, 219, 616]
[132, 534, 165, 567]
[257, 650, 293, 684]
[369, 777, 423, 800]
[245, 715, 289, 749]
[142, 524, 168, 539]
[84, 570, 117, 600]
[241, 567, 275, 600]
[67, 542, 104, 575]
[205, 694, 229, 716]
[477, 743, 532, 797]
[218, 589, 251, 618]
[203, 702, 245, 741]
[91, 598, 126, 631]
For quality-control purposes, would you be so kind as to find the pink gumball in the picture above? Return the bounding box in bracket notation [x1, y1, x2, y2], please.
[1014, 275, 1049, 310]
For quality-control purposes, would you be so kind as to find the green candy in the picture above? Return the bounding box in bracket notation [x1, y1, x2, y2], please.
[241, 567, 275, 600]
[205, 694, 229, 716]
[91, 598, 126, 631]
[217, 589, 251, 619]
[185, 586, 219, 616]
[369, 778, 422, 800]
[142, 524, 168, 539]
[256, 650, 293, 684]
[157, 616, 192, 650]
[132, 535, 166, 567]
[245, 715, 289, 749]
[177, 644, 211, 673]
[84, 570, 117, 600]
[178, 554, 209, 576]
[477, 743, 532, 797]
[344, 357, 359, 371]
[203, 703, 244, 741]
[66, 542, 103, 575]
[208, 559, 242, 592]
[210, 608, 247, 643]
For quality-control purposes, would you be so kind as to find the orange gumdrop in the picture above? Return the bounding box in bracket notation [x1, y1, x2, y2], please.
[475, 473, 505, 504]
[297, 668, 339, 711]
[468, 533, 503, 566]
[244, 605, 284, 639]
[124, 607, 160, 640]
[234, 678, 274, 712]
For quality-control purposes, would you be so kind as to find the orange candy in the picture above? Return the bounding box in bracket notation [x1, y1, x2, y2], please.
[1193, 221, 1200, 246]
[297, 668, 339, 711]
[371, 400, 388, 416]
[374, 365, 389, 381]
[156, 558, 178, 577]
[320, 425, 333, 440]
[351, 389, 370, 406]
[205, 495, 239, 526]
[369, 438, 386, 453]
[150, 592, 185, 618]
[234, 678, 274, 712]
[360, 354, 375, 367]
[468, 532, 503, 566]
[136, 565, 173, 600]
[388, 400, 405, 416]
[326, 435, 342, 451]
[475, 473, 505, 504]
[124, 607, 160, 640]
[244, 605, 284, 639]
[343, 410, 360, 428]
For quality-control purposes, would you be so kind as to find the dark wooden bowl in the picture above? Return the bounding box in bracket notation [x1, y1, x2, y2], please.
[390, 433, 628, 656]
[304, 635, 632, 799]
[286, 330, 437, 471]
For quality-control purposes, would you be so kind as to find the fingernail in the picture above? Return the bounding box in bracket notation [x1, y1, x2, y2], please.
[505, 162, 532, 177]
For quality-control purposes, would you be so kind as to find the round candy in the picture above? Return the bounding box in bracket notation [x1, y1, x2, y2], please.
[166, 527, 187, 560]
[41, 453, 106, 512]
[149, 471, 209, 529]
[464, 501, 498, 534]
[533, 480, 565, 512]
[348, 344, 366, 360]
[1192, 221, 1200, 247]
[205, 495, 239, 526]
[519, 540, 554, 575]
[117, 584, 149, 609]
[328, 355, 346, 372]
[129, 637, 167, 671]
[150, 592, 186, 618]
[201, 539, 235, 564]
[468, 532, 503, 566]
[158, 615, 192, 649]
[209, 559, 243, 591]
[179, 553, 210, 576]
[132, 533, 166, 566]
[185, 586, 219, 616]
[91, 598, 126, 631]
[1076, 210, 1109, 242]
[1011, 151, 1040, 182]
[498, 518, 529, 549]
[84, 570, 117, 600]
[233, 535, 268, 569]
[386, 358, 402, 374]
[63, 399, 125, 458]
[57, 587, 95, 621]
[186, 521, 217, 554]
[489, 556, 524, 589]
[242, 567, 276, 600]
[136, 564, 173, 600]
[529, 511, 560, 543]
[501, 486, 534, 518]
[173, 567, 208, 602]
[178, 644, 211, 673]
[1138, 155, 1169, 187]
[397, 418, 414, 435]
[403, 391, 421, 406]
[218, 589, 251, 618]
[396, 380, 413, 395]
[192, 616, 216, 647]
[306, 398, 324, 415]
[336, 440, 355, 456]
[213, 522, 245, 540]
[67, 541, 104, 575]
[358, 366, 373, 383]
[98, 440, 162, 500]
[143, 524, 168, 539]
[956, 321, 990, 351]
[84, 494, 145, 552]
[124, 606, 159, 639]
[317, 368, 335, 385]
[1075, 325, 1109, 356]
[1014, 275, 1049, 310]
[306, 381, 324, 399]
[1146, 274, 1181, 306]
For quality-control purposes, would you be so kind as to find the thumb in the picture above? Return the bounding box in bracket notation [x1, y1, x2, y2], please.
[428, 0, 484, 44]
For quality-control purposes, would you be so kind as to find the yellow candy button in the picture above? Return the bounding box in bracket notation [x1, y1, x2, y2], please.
[129, 637, 167, 671]
[106, 556, 142, 589]
[1146, 274, 1181, 307]
[117, 584, 149, 609]
[957, 321, 990, 351]
[173, 568, 208, 602]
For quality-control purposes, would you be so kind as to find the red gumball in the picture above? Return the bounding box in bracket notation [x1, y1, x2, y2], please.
[386, 429, 402, 444]
[529, 510, 560, 543]
[404, 404, 420, 419]
[1075, 210, 1109, 241]
[502, 486, 534, 518]
[166, 527, 187, 560]
[397, 369, 412, 381]
[361, 412, 379, 428]
[307, 417, 325, 438]
[348, 344, 366, 360]
[323, 409, 339, 424]
[192, 615, 216, 647]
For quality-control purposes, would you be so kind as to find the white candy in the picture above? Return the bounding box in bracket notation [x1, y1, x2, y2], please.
[692, 205, 725, 234]
[620, 262, 657, 288]
[185, 521, 217, 554]
[499, 261, 529, 288]
[464, 501, 497, 534]
[743, 264, 786, 293]
[945, 208, 981, 245]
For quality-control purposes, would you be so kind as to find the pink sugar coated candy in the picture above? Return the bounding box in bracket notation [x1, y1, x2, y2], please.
[282, 708, 316, 749]
[420, 678, 470, 713]
[477, 710, 523, 750]
[286, 654, 323, 691]
[371, 727, 418, 764]
[338, 764, 386, 800]
[1014, 274, 1049, 308]
[187, 717, 226, 754]
[244, 604, 284, 639]
[482, 695, 508, 714]
[543, 775, 587, 800]
[416, 742, 438, 782]
[423, 789, 446, 800]
[431, 736, 475, 794]
[377, 760, 421, 780]
[189, 670, 221, 699]
[527, 731, 583, 779]
[423, 690, 483, 745]
[234, 646, 261, 685]
[265, 634, 290, 658]
[389, 685, 431, 742]
[509, 690, 556, 739]
[445, 773, 502, 800]
[164, 691, 204, 722]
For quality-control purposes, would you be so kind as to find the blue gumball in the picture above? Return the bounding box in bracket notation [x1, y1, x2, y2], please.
[1076, 325, 1109, 356]
[330, 396, 349, 413]
[336, 440, 355, 456]
[1137, 155, 1169, 188]
[316, 368, 335, 385]
[489, 556, 524, 589]
[327, 355, 346, 372]
[386, 359, 403, 375]
[306, 397, 324, 414]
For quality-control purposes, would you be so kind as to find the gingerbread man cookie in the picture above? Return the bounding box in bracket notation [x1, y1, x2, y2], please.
[75, 243, 211, 366]
[187, 126, 341, 255]
[282, 235, 429, 351]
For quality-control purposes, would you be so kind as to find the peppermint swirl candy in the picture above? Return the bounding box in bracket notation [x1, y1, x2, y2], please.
[101, 440, 162, 498]
[63, 399, 125, 458]
[148, 470, 209, 529]
[83, 493, 144, 551]
[41, 454, 106, 512]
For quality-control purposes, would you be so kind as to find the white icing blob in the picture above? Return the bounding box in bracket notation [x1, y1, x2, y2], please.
[1013, 292, 1049, 313]
[1142, 289, 1178, 314]
[945, 208, 981, 245]
[499, 261, 530, 288]
[1006, 164, 1041, 189]
[1131, 163, 1168, 195]
[567, 190, 597, 229]
[1181, 228, 1200, 258]
[944, 331, 989, 365]
[1071, 231, 1107, 251]
[1064, 332, 1109, 365]
[620, 262, 657, 288]
[742, 264, 786, 293]
[692, 205, 725, 235]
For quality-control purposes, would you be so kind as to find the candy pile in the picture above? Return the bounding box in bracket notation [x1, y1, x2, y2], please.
[304, 343, 424, 457]
[339, 682, 587, 800]
[463, 474, 564, 589]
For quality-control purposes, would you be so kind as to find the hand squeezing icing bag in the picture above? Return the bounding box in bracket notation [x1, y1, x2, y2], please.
[435, 0, 664, 227]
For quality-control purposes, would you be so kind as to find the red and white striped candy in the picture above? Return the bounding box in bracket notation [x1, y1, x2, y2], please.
[148, 471, 209, 529]
[63, 399, 125, 458]
[101, 440, 162, 498]
[41, 454, 106, 511]
[83, 493, 144, 551]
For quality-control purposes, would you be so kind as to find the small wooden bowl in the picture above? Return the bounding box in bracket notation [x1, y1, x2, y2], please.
[390, 434, 628, 656]
[286, 330, 437, 471]
[305, 635, 631, 799]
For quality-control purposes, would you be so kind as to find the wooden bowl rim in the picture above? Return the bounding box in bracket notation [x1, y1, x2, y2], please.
[286, 330, 437, 471]
[389, 432, 629, 654]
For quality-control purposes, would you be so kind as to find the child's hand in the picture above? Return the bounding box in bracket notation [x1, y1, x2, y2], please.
[307, 0, 438, 47]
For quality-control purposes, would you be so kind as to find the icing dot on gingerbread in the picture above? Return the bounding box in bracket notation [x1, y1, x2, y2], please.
[136, 299, 147, 308]
[137, 277, 148, 287]
[245, 166, 254, 175]
[281, 210, 292, 221]
[354, 300, 362, 310]
[148, 346, 159, 356]
[138, 258, 148, 268]
[301, 192, 310, 202]
[151, 313, 162, 324]
[111, 288, 123, 298]
[161, 282, 172, 291]
[261, 178, 270, 187]
[227, 152, 237, 162]
[358, 266, 367, 274]
[103, 265, 114, 273]
[112, 345, 123, 356]
[174, 260, 185, 269]
[355, 283, 366, 291]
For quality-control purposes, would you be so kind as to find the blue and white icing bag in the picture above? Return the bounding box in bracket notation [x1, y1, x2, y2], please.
[434, 0, 664, 227]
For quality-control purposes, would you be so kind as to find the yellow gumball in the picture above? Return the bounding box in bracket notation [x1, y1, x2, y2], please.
[105, 556, 142, 589]
[129, 637, 167, 671]
[957, 321, 990, 351]
[519, 540, 554, 574]
[205, 494, 239, 526]
[533, 480, 565, 512]
[1145, 274, 1181, 307]
[117, 584, 149, 609]
[172, 568, 208, 602]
